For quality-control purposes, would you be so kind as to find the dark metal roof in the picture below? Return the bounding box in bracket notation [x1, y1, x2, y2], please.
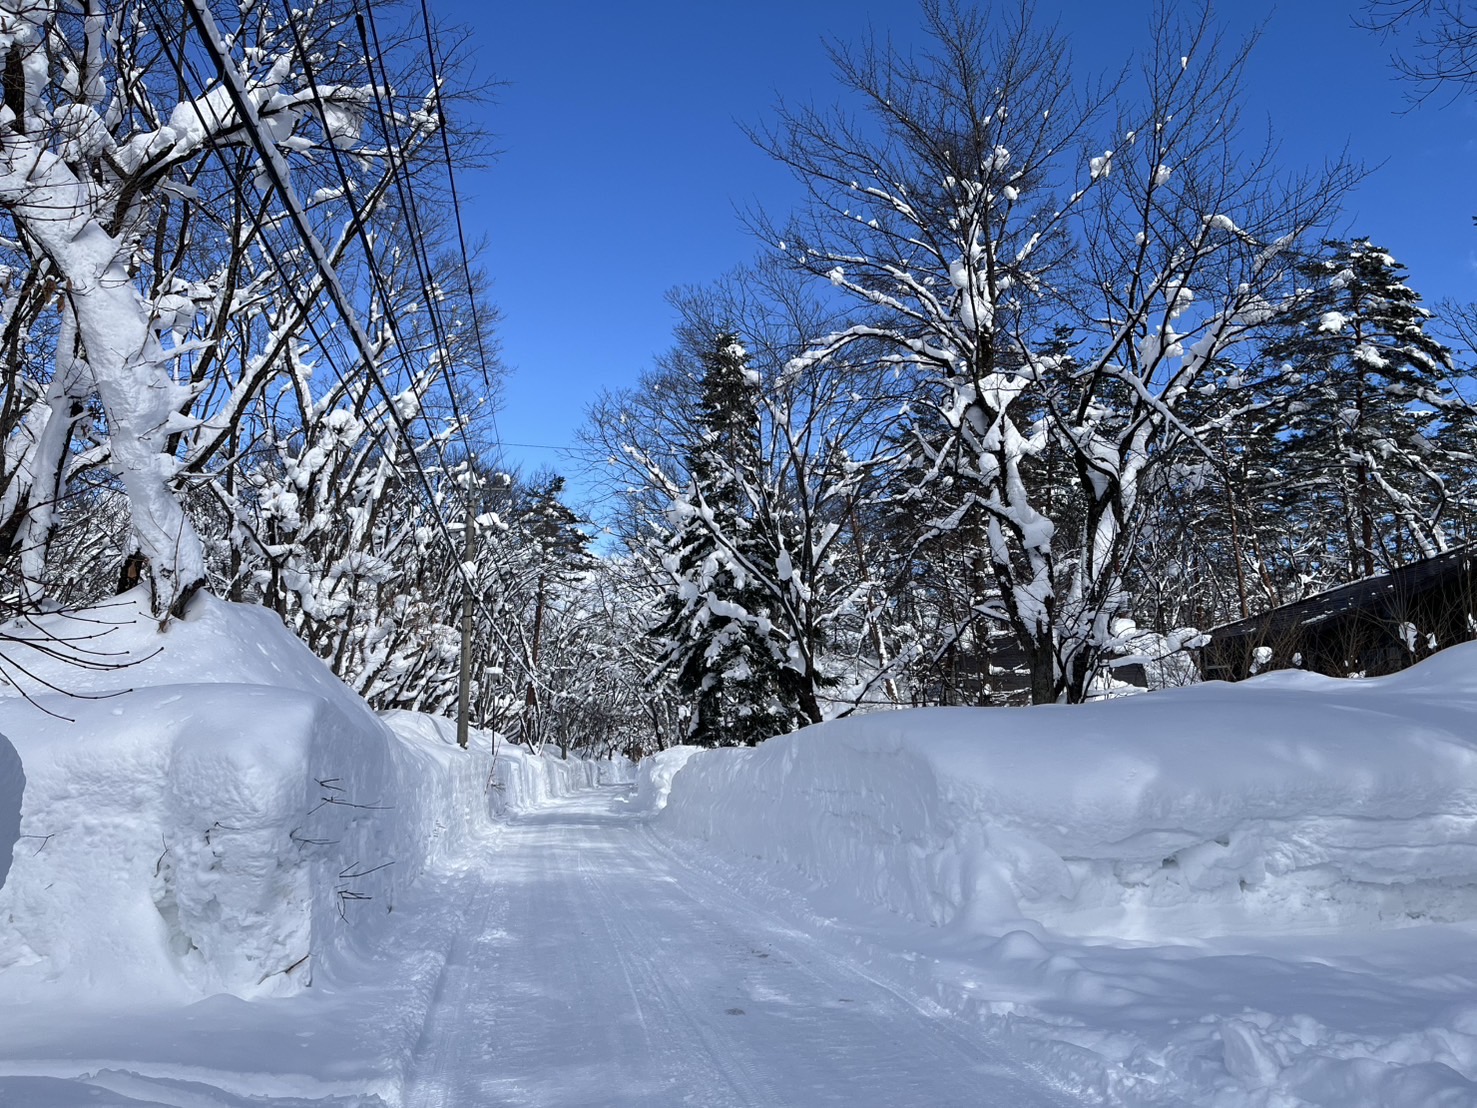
[1206, 542, 1477, 645]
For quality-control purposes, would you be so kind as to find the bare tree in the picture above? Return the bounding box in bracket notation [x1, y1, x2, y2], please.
[0, 0, 494, 625]
[1362, 0, 1477, 98]
[755, 0, 1356, 702]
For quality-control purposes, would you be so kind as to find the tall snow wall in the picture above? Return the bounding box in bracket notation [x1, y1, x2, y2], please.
[0, 730, 20, 892]
[0, 594, 627, 1005]
[654, 651, 1477, 939]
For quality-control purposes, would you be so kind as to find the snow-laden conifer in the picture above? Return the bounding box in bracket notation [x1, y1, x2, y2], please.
[650, 333, 801, 747]
[1264, 239, 1460, 578]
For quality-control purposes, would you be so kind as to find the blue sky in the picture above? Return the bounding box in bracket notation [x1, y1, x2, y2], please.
[444, 1, 1477, 502]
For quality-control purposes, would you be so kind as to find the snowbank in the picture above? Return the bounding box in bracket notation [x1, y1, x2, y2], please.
[628, 745, 701, 814]
[0, 593, 624, 1006]
[658, 654, 1477, 938]
[381, 710, 632, 820]
[0, 729, 20, 891]
[0, 595, 449, 1003]
[651, 648, 1477, 1102]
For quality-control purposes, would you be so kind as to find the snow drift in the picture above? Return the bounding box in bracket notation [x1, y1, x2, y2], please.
[655, 653, 1477, 939]
[647, 649, 1477, 1103]
[0, 593, 626, 1005]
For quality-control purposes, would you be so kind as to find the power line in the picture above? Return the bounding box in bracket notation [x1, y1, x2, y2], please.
[144, 1, 378, 466]
[348, 6, 484, 468]
[413, 0, 499, 400]
[109, 0, 581, 714]
[180, 0, 478, 582]
[281, 0, 512, 520]
[358, 0, 506, 465]
[168, 0, 562, 664]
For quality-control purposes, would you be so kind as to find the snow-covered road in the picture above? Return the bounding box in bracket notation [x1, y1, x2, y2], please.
[0, 783, 1084, 1107]
[404, 787, 1079, 1107]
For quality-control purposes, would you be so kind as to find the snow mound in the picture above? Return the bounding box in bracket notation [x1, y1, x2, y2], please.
[0, 590, 379, 711]
[0, 592, 426, 1004]
[1, 684, 386, 1001]
[629, 745, 702, 814]
[658, 649, 1477, 938]
[381, 710, 632, 817]
[0, 729, 20, 891]
[654, 649, 1477, 1102]
[0, 594, 627, 1006]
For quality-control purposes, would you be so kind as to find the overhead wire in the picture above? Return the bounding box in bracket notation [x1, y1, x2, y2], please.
[278, 4, 517, 701]
[410, 0, 501, 403]
[142, 0, 433, 587]
[141, 0, 362, 433]
[180, 0, 480, 580]
[362, 0, 506, 478]
[347, 5, 484, 470]
[167, 0, 553, 674]
[276, 4, 466, 417]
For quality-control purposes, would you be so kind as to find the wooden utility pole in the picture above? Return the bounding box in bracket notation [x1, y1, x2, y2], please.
[456, 506, 477, 750]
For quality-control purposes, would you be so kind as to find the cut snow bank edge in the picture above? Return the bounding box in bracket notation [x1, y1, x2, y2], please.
[0, 729, 19, 892]
[629, 745, 702, 814]
[653, 651, 1477, 939]
[0, 594, 630, 1004]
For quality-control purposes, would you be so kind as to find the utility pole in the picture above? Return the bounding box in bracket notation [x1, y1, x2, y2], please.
[456, 497, 478, 750]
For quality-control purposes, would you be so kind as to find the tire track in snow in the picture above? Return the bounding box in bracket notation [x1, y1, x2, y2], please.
[636, 823, 1090, 1107]
[572, 838, 787, 1107]
[400, 867, 501, 1108]
[612, 818, 1082, 1108]
[396, 787, 1088, 1107]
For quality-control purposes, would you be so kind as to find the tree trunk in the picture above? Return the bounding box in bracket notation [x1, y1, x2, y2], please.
[1027, 643, 1056, 706]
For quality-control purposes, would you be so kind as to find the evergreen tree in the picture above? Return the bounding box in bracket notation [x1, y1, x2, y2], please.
[512, 475, 594, 751]
[650, 333, 799, 747]
[1264, 240, 1459, 578]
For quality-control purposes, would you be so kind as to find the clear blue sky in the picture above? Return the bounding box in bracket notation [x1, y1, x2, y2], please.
[442, 0, 1477, 502]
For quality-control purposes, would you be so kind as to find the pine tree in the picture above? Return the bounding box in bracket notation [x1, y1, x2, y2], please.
[514, 475, 593, 752]
[1264, 240, 1459, 579]
[650, 333, 799, 747]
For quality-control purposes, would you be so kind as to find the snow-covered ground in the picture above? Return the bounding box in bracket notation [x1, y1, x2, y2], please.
[0, 595, 631, 1103]
[644, 659, 1477, 1105]
[1, 594, 1475, 1105]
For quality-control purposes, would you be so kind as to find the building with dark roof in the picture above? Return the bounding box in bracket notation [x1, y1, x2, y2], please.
[1198, 544, 1477, 682]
